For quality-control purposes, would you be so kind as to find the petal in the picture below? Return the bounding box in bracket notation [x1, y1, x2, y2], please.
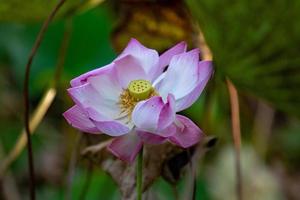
[152, 42, 188, 88]
[114, 55, 148, 88]
[107, 132, 143, 163]
[70, 63, 114, 87]
[158, 41, 187, 73]
[117, 38, 159, 81]
[158, 94, 176, 131]
[87, 66, 122, 102]
[67, 82, 132, 136]
[175, 61, 213, 112]
[152, 71, 165, 88]
[63, 105, 99, 133]
[132, 94, 175, 134]
[137, 130, 167, 144]
[168, 115, 204, 148]
[132, 96, 163, 132]
[92, 120, 131, 136]
[67, 83, 120, 120]
[86, 107, 133, 136]
[157, 49, 200, 100]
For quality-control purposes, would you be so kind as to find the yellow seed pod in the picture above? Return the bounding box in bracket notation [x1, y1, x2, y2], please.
[128, 80, 153, 100]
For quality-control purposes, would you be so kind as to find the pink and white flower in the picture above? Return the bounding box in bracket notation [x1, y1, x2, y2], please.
[63, 38, 213, 163]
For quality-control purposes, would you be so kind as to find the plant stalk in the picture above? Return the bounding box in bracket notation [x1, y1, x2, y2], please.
[23, 0, 66, 199]
[136, 146, 144, 200]
[226, 78, 243, 200]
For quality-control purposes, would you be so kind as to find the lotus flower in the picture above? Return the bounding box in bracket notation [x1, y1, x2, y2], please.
[63, 38, 213, 163]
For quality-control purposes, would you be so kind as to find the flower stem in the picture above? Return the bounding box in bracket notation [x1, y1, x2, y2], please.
[136, 146, 143, 200]
[226, 78, 243, 200]
[23, 0, 66, 199]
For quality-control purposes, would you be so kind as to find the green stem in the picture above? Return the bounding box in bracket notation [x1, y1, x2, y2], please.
[136, 146, 144, 200]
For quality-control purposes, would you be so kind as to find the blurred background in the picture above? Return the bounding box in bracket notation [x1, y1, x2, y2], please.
[0, 0, 300, 199]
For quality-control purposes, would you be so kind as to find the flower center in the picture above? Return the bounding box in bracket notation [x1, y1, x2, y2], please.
[128, 79, 153, 100]
[119, 79, 157, 118]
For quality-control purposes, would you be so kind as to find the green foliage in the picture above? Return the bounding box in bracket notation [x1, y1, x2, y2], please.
[187, 0, 300, 117]
[34, 169, 120, 200]
[273, 121, 300, 169]
[0, 6, 116, 94]
[0, 0, 78, 22]
[0, 0, 105, 22]
[71, 169, 120, 200]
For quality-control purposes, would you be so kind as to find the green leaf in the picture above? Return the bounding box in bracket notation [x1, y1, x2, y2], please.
[187, 0, 300, 117]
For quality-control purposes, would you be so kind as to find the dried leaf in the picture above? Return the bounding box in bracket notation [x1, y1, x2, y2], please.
[82, 136, 216, 200]
[112, 0, 198, 53]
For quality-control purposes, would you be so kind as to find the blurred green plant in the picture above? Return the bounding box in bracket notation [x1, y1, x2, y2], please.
[0, 5, 116, 95]
[0, 0, 105, 22]
[187, 0, 300, 118]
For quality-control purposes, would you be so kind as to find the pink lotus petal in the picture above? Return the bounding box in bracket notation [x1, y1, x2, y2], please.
[159, 123, 177, 137]
[67, 83, 121, 120]
[175, 61, 213, 112]
[67, 83, 132, 136]
[132, 94, 175, 134]
[92, 120, 131, 137]
[87, 66, 122, 102]
[152, 71, 165, 89]
[132, 96, 164, 132]
[168, 115, 204, 148]
[158, 94, 176, 130]
[157, 49, 200, 100]
[70, 63, 114, 87]
[63, 105, 99, 134]
[86, 107, 132, 136]
[107, 132, 143, 163]
[114, 54, 148, 88]
[117, 38, 159, 81]
[137, 130, 167, 144]
[158, 41, 187, 73]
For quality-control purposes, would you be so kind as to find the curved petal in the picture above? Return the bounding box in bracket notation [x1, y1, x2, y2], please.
[158, 94, 176, 130]
[157, 49, 200, 100]
[67, 83, 120, 120]
[114, 55, 148, 88]
[158, 41, 187, 74]
[117, 38, 159, 81]
[168, 115, 204, 148]
[92, 120, 131, 136]
[63, 105, 99, 134]
[152, 72, 165, 88]
[70, 63, 114, 87]
[132, 94, 175, 134]
[107, 132, 143, 163]
[153, 41, 189, 88]
[86, 107, 133, 136]
[87, 66, 122, 102]
[137, 130, 167, 144]
[175, 61, 213, 112]
[132, 96, 163, 132]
